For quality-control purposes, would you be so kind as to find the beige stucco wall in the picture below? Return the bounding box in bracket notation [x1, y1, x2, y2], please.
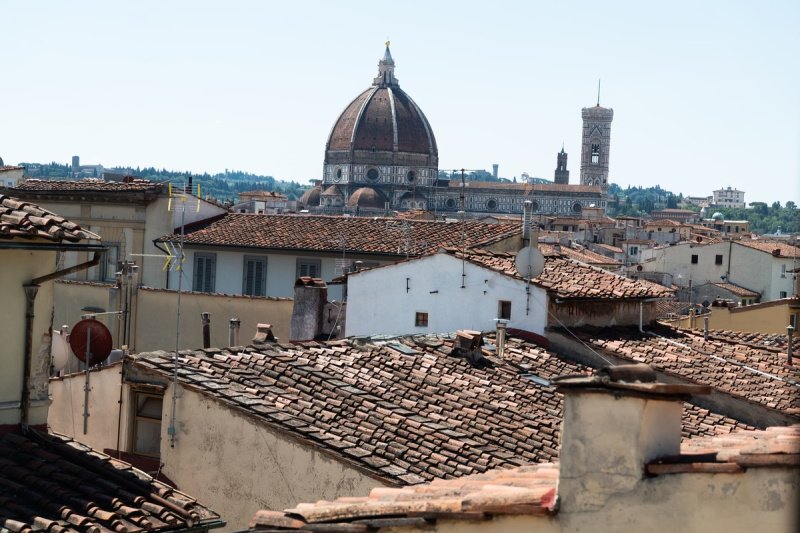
[132, 288, 292, 351]
[548, 299, 659, 328]
[49, 363, 129, 452]
[0, 248, 57, 426]
[672, 302, 798, 335]
[53, 281, 293, 356]
[161, 383, 387, 531]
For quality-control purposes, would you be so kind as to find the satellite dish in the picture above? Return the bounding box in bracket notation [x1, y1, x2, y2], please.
[69, 318, 113, 366]
[51, 330, 70, 372]
[514, 246, 545, 278]
[636, 264, 643, 272]
[696, 236, 703, 243]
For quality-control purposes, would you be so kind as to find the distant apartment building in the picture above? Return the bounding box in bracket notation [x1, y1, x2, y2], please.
[712, 186, 746, 208]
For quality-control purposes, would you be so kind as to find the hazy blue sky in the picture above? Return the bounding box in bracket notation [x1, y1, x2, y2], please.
[2, 0, 798, 203]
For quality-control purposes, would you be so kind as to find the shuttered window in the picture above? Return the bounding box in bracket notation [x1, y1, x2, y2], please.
[193, 253, 216, 293]
[296, 259, 321, 279]
[243, 256, 267, 296]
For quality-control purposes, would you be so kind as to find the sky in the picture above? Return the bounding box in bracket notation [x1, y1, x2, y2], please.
[2, 0, 798, 204]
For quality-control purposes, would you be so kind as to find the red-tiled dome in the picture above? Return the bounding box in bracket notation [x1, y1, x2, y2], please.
[298, 186, 321, 207]
[347, 187, 387, 209]
[325, 46, 437, 166]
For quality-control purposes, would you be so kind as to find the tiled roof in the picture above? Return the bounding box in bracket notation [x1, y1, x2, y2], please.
[157, 215, 521, 256]
[132, 333, 750, 487]
[10, 178, 163, 193]
[538, 243, 621, 267]
[0, 430, 222, 533]
[0, 165, 24, 172]
[444, 248, 672, 299]
[594, 243, 624, 254]
[710, 282, 760, 298]
[648, 425, 799, 474]
[698, 327, 800, 355]
[736, 240, 800, 258]
[572, 325, 800, 417]
[250, 463, 558, 531]
[0, 195, 100, 242]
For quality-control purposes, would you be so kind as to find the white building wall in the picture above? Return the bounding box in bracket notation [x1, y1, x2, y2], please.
[345, 253, 548, 337]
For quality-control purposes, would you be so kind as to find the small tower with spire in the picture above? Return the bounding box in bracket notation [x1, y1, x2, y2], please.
[373, 41, 399, 87]
[554, 145, 570, 185]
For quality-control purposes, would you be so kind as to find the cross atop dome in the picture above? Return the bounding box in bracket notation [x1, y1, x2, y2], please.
[373, 41, 398, 87]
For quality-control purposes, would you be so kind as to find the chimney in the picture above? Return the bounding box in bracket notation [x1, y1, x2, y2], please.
[703, 316, 709, 340]
[228, 318, 240, 347]
[450, 330, 492, 369]
[290, 277, 328, 341]
[201, 312, 211, 349]
[495, 319, 507, 358]
[553, 364, 709, 512]
[522, 201, 532, 247]
[252, 323, 277, 344]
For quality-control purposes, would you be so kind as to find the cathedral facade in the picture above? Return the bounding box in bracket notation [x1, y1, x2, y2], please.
[301, 45, 610, 217]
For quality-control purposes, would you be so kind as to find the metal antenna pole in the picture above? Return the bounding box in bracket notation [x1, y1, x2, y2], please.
[169, 189, 187, 447]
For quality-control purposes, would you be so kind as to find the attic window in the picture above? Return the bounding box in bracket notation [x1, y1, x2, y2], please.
[415, 312, 428, 327]
[498, 300, 511, 320]
[131, 391, 163, 457]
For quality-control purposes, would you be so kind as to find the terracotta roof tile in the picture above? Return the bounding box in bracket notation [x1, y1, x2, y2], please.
[0, 194, 100, 242]
[538, 243, 621, 267]
[157, 215, 521, 256]
[0, 430, 221, 532]
[132, 333, 750, 487]
[736, 240, 800, 258]
[443, 248, 671, 300]
[710, 282, 760, 298]
[10, 178, 163, 193]
[572, 325, 800, 417]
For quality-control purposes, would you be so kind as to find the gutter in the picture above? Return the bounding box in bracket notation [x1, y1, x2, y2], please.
[21, 250, 103, 427]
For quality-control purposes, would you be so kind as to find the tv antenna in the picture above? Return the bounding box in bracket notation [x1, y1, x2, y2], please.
[166, 178, 202, 448]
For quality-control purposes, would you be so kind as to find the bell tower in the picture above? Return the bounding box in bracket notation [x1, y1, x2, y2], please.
[579, 87, 613, 191]
[554, 145, 569, 185]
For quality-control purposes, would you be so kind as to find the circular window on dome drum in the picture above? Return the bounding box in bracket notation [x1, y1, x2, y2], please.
[334, 168, 342, 182]
[407, 171, 416, 183]
[487, 199, 498, 210]
[572, 202, 583, 213]
[531, 201, 540, 212]
[445, 198, 456, 209]
[367, 168, 379, 181]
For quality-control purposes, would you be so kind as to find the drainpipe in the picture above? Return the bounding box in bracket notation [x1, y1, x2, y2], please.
[21, 251, 102, 427]
[788, 325, 795, 366]
[703, 316, 709, 341]
[638, 301, 644, 333]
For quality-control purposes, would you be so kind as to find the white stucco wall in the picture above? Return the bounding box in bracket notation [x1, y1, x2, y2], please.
[345, 253, 548, 337]
[169, 248, 389, 299]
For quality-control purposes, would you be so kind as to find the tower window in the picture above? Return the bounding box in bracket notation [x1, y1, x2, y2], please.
[591, 143, 600, 164]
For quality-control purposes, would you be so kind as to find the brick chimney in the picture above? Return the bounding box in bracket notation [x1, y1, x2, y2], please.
[290, 277, 328, 341]
[553, 364, 709, 512]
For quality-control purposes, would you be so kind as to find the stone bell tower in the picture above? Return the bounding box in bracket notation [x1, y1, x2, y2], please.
[580, 86, 613, 191]
[554, 146, 570, 185]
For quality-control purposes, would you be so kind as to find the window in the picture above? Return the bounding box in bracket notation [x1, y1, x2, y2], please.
[691, 254, 699, 264]
[780, 291, 788, 299]
[781, 264, 787, 278]
[415, 312, 428, 327]
[296, 258, 321, 279]
[366, 168, 379, 180]
[100, 243, 120, 281]
[487, 199, 498, 210]
[498, 300, 511, 320]
[131, 391, 162, 457]
[715, 254, 723, 265]
[591, 143, 600, 164]
[243, 256, 267, 296]
[406, 171, 416, 182]
[193, 253, 216, 292]
[629, 246, 639, 256]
